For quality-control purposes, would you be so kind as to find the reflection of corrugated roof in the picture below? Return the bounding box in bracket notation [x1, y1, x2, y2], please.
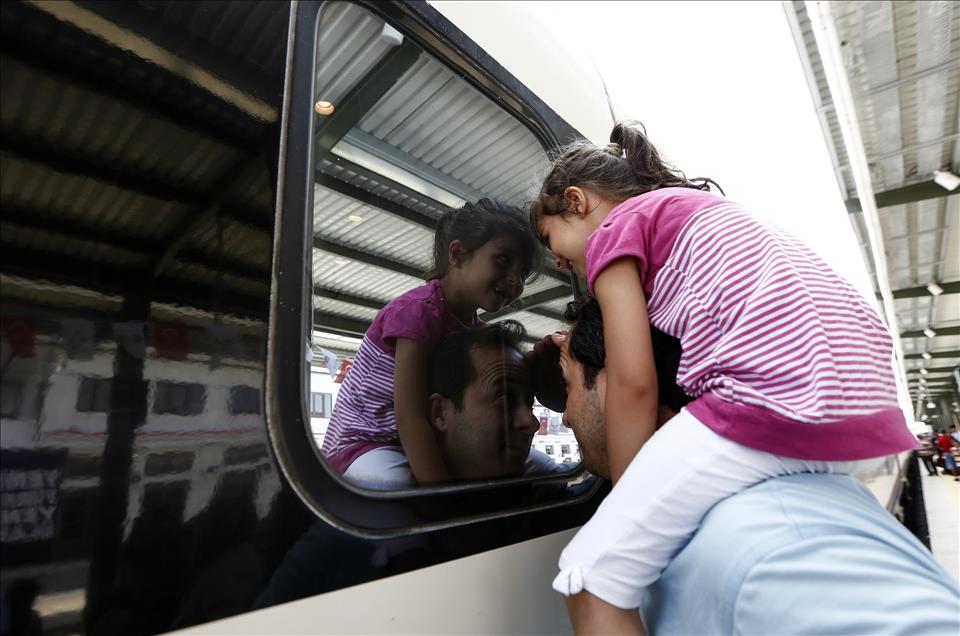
[787, 1, 958, 408]
[310, 2, 570, 345]
[1, 0, 283, 324]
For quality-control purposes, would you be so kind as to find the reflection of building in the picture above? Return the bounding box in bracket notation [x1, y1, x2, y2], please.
[1, 325, 281, 629]
[532, 404, 580, 465]
[309, 367, 343, 446]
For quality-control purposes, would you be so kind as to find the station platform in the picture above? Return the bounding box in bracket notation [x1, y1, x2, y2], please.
[921, 469, 960, 584]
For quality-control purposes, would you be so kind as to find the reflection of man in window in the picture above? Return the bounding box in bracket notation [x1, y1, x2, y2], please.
[343, 321, 557, 488]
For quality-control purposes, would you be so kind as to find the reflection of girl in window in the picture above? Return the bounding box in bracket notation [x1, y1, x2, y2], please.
[321, 199, 541, 486]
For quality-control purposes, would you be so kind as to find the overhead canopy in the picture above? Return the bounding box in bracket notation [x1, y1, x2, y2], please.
[786, 1, 959, 417]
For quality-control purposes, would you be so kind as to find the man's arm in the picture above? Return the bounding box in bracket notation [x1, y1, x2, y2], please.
[566, 591, 644, 636]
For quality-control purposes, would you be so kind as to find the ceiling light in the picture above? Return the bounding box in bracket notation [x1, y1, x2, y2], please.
[926, 282, 944, 296]
[923, 327, 937, 338]
[920, 368, 929, 375]
[348, 215, 363, 223]
[333, 258, 348, 268]
[921, 352, 932, 360]
[926, 401, 936, 409]
[933, 169, 960, 191]
[315, 100, 335, 116]
[921, 414, 929, 421]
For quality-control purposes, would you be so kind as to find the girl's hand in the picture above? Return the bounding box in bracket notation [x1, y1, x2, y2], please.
[523, 332, 568, 412]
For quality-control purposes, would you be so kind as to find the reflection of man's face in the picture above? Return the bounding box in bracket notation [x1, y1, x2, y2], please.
[558, 337, 610, 479]
[434, 344, 540, 481]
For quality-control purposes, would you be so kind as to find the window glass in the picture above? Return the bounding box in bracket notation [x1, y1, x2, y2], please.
[224, 444, 268, 466]
[144, 452, 195, 476]
[153, 381, 205, 416]
[76, 377, 112, 413]
[308, 2, 576, 491]
[228, 385, 262, 415]
[0, 378, 23, 418]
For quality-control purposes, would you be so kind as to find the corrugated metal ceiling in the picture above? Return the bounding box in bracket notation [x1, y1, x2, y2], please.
[311, 2, 568, 353]
[787, 0, 959, 418]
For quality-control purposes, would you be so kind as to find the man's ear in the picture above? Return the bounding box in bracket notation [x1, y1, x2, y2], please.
[428, 393, 449, 432]
[447, 239, 466, 269]
[563, 186, 587, 217]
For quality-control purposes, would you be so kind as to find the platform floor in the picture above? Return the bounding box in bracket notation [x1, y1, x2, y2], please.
[921, 469, 960, 584]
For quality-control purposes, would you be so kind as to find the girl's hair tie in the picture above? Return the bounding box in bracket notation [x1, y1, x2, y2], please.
[605, 142, 625, 158]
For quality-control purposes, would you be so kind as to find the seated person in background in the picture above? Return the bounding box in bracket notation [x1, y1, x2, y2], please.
[344, 320, 559, 489]
[558, 298, 960, 635]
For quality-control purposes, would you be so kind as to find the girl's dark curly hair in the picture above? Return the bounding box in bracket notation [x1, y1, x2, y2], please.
[427, 198, 542, 282]
[531, 121, 723, 233]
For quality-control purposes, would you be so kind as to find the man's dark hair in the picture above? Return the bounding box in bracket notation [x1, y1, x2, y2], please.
[429, 320, 526, 409]
[564, 298, 691, 412]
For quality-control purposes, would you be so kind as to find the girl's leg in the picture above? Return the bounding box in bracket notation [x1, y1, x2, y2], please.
[553, 409, 835, 609]
[343, 445, 414, 489]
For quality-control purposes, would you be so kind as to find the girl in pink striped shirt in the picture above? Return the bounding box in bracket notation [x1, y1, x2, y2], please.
[531, 121, 916, 628]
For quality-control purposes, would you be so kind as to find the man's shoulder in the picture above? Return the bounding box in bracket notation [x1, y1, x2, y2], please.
[643, 474, 960, 634]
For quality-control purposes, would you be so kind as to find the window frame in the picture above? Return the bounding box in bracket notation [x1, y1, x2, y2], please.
[267, 0, 604, 539]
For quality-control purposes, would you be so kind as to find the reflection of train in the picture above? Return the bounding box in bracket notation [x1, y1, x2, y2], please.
[0, 1, 933, 634]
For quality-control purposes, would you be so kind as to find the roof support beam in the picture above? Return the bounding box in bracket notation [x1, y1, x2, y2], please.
[26, 0, 278, 122]
[906, 366, 959, 375]
[313, 237, 425, 279]
[901, 326, 960, 339]
[846, 180, 959, 213]
[315, 172, 438, 231]
[904, 351, 960, 360]
[887, 281, 960, 299]
[314, 41, 421, 158]
[152, 159, 265, 279]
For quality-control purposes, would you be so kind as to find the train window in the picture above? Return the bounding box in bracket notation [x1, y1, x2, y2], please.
[307, 1, 578, 492]
[152, 381, 206, 416]
[309, 392, 333, 418]
[223, 444, 268, 466]
[0, 378, 24, 418]
[270, 0, 600, 537]
[228, 385, 262, 415]
[75, 377, 112, 413]
[144, 452, 195, 477]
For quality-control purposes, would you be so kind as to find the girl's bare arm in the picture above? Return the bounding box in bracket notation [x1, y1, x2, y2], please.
[394, 338, 450, 485]
[593, 258, 658, 484]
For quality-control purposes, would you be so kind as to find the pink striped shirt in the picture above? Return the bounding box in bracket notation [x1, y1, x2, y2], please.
[585, 188, 915, 461]
[321, 280, 478, 472]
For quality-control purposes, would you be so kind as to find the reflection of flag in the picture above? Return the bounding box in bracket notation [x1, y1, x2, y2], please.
[317, 347, 340, 378]
[334, 359, 352, 383]
[113, 322, 146, 359]
[2, 316, 35, 358]
[61, 319, 95, 360]
[154, 323, 189, 360]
